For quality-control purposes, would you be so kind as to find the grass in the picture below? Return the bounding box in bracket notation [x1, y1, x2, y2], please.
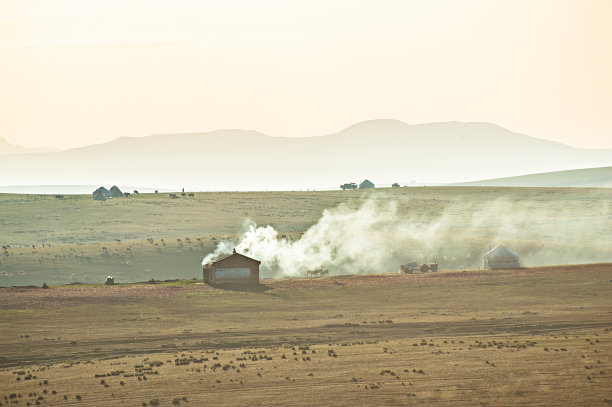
[0, 264, 610, 405]
[0, 187, 610, 248]
[1, 186, 611, 286]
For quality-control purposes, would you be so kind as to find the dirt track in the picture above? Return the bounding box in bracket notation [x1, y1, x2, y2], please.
[1, 263, 611, 406]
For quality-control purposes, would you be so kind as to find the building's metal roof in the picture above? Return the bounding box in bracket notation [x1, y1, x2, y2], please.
[210, 250, 261, 265]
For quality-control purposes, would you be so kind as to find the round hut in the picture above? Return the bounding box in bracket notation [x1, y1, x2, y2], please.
[109, 185, 124, 198]
[359, 179, 375, 189]
[482, 245, 521, 269]
[92, 188, 108, 201]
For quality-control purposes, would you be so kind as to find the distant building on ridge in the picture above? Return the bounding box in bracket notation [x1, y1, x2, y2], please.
[109, 185, 123, 198]
[92, 186, 110, 201]
[359, 179, 375, 189]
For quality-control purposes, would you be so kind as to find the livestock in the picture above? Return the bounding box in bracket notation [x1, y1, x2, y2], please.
[133, 190, 139, 194]
[307, 269, 329, 278]
[188, 193, 195, 197]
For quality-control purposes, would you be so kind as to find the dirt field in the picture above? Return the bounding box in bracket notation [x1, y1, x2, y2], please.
[1, 264, 611, 406]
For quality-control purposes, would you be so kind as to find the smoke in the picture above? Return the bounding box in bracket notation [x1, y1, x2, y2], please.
[202, 193, 612, 277]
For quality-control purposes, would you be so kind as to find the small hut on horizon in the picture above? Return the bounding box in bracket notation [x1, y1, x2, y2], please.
[483, 245, 521, 269]
[93, 187, 108, 201]
[109, 185, 123, 198]
[359, 179, 375, 189]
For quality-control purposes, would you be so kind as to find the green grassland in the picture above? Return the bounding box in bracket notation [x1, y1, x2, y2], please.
[1, 187, 610, 247]
[1, 187, 611, 286]
[0, 264, 610, 406]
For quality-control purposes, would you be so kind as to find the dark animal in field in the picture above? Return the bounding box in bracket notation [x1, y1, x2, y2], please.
[123, 192, 131, 197]
[169, 193, 178, 199]
[55, 195, 64, 199]
[181, 192, 187, 197]
[133, 190, 139, 194]
[155, 190, 158, 194]
[188, 193, 195, 197]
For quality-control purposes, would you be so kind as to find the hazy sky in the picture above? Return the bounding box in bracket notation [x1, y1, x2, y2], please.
[1, 0, 611, 149]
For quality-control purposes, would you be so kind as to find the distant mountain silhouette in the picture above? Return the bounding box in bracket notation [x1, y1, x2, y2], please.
[0, 137, 58, 155]
[453, 166, 612, 188]
[0, 120, 610, 190]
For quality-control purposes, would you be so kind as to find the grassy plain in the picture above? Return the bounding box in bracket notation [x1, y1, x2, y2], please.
[2, 187, 610, 247]
[1, 187, 611, 286]
[0, 264, 611, 406]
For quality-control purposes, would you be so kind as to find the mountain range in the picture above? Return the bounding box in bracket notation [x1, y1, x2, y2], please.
[0, 137, 58, 155]
[0, 120, 610, 190]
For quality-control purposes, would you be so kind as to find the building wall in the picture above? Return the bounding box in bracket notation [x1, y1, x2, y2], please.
[484, 258, 521, 269]
[203, 255, 260, 284]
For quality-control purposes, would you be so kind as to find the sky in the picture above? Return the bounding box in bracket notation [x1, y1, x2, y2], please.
[1, 0, 611, 150]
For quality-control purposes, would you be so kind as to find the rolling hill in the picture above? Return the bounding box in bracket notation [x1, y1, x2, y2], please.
[0, 120, 610, 190]
[454, 167, 612, 188]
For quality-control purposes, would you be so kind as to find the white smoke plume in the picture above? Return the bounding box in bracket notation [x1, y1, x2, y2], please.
[202, 194, 612, 277]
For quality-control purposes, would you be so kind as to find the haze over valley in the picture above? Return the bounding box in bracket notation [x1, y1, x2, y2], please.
[1, 120, 610, 191]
